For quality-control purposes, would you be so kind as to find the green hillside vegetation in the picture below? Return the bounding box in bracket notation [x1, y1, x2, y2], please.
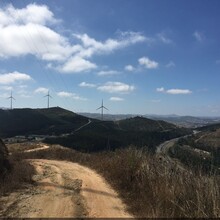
[117, 116, 177, 132]
[0, 107, 88, 137]
[45, 116, 191, 152]
[196, 122, 220, 132]
[169, 128, 220, 173]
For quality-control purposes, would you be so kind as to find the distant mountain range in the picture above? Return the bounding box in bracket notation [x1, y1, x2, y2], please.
[79, 112, 220, 128]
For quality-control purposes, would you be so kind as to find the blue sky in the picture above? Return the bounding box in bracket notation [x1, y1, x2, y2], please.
[0, 0, 220, 116]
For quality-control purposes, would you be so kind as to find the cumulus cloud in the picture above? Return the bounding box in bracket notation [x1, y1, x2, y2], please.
[79, 82, 96, 88]
[0, 4, 148, 74]
[157, 87, 192, 95]
[0, 4, 75, 61]
[34, 87, 48, 94]
[110, 97, 124, 101]
[97, 70, 120, 76]
[193, 31, 205, 42]
[124, 65, 135, 71]
[57, 91, 87, 100]
[0, 3, 57, 26]
[0, 71, 32, 84]
[97, 82, 135, 94]
[58, 56, 97, 73]
[138, 57, 158, 69]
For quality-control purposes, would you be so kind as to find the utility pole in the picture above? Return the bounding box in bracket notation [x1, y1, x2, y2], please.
[8, 91, 15, 110]
[96, 99, 108, 121]
[44, 91, 52, 108]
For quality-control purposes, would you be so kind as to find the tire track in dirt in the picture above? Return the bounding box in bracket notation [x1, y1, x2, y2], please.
[0, 159, 132, 218]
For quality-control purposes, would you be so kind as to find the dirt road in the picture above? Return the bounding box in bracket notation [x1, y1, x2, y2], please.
[0, 159, 132, 218]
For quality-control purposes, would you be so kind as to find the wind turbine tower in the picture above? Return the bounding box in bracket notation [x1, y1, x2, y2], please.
[44, 91, 52, 108]
[96, 99, 108, 121]
[8, 91, 15, 110]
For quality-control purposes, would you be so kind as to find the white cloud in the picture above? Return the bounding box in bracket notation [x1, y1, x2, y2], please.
[0, 4, 148, 74]
[79, 82, 96, 88]
[157, 33, 172, 44]
[156, 87, 165, 92]
[193, 31, 205, 42]
[74, 31, 147, 58]
[97, 70, 120, 76]
[166, 89, 192, 95]
[138, 57, 159, 69]
[97, 82, 135, 94]
[0, 23, 75, 61]
[110, 97, 124, 101]
[124, 65, 135, 71]
[157, 87, 192, 95]
[0, 4, 74, 61]
[0, 3, 57, 26]
[34, 87, 48, 94]
[58, 56, 97, 73]
[0, 71, 32, 84]
[57, 91, 87, 100]
[58, 31, 146, 73]
[166, 61, 175, 68]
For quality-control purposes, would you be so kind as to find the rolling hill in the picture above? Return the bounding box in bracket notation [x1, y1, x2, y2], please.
[0, 107, 89, 137]
[0, 107, 191, 152]
[45, 115, 191, 152]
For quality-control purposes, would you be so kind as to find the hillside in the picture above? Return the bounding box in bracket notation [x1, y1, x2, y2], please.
[0, 107, 89, 137]
[117, 116, 177, 132]
[168, 123, 220, 173]
[45, 116, 191, 152]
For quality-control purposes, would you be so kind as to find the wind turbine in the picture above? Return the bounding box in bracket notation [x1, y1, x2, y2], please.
[44, 91, 52, 108]
[7, 91, 15, 110]
[96, 99, 108, 121]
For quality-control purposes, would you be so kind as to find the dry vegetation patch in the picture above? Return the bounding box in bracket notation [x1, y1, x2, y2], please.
[15, 144, 220, 218]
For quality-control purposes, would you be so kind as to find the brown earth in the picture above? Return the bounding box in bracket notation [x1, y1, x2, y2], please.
[0, 158, 132, 218]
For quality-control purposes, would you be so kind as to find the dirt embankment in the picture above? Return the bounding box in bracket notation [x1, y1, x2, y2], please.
[0, 159, 132, 218]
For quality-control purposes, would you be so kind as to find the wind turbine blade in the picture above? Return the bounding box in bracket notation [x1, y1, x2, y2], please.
[96, 106, 102, 110]
[103, 106, 108, 110]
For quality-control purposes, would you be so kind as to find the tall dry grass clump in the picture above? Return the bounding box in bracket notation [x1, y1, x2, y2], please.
[0, 158, 35, 196]
[19, 145, 220, 218]
[90, 147, 219, 217]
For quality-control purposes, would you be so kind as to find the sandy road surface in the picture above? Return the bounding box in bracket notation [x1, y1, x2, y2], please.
[23, 144, 50, 153]
[0, 159, 132, 218]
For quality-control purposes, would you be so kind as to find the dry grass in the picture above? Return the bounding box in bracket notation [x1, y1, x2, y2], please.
[0, 157, 35, 196]
[16, 145, 220, 218]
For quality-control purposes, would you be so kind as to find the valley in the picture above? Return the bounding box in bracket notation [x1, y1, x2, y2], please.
[0, 107, 219, 218]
